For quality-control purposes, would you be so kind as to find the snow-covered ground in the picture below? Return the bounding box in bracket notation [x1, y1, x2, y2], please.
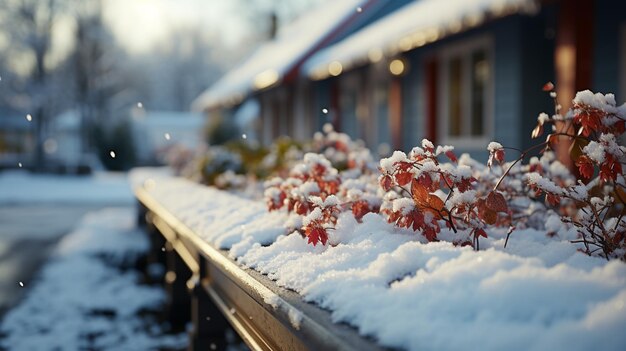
[0, 208, 186, 350]
[132, 172, 626, 351]
[0, 170, 133, 205]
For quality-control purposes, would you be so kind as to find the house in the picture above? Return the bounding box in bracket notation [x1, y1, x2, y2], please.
[192, 0, 414, 145]
[0, 108, 34, 169]
[131, 110, 204, 164]
[194, 0, 625, 161]
[303, 0, 626, 158]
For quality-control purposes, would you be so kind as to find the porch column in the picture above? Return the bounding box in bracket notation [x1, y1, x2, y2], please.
[425, 58, 439, 144]
[389, 77, 403, 150]
[554, 0, 594, 167]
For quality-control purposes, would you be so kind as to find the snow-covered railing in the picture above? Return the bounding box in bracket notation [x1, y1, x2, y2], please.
[133, 171, 382, 351]
[132, 168, 626, 351]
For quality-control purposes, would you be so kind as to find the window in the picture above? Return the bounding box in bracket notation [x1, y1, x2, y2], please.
[438, 36, 493, 148]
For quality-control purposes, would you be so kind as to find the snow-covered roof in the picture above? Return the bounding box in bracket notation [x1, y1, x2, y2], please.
[192, 0, 365, 112]
[304, 0, 538, 80]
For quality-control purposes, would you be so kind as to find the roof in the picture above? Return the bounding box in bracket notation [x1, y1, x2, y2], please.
[304, 0, 538, 80]
[192, 0, 365, 112]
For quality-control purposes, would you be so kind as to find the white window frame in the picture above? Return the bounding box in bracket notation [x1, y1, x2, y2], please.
[436, 35, 495, 149]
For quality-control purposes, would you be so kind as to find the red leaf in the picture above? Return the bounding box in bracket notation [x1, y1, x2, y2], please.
[445, 150, 458, 163]
[485, 191, 508, 213]
[427, 194, 445, 213]
[423, 227, 438, 242]
[475, 228, 488, 238]
[411, 179, 429, 205]
[599, 158, 621, 183]
[294, 201, 309, 215]
[576, 156, 594, 179]
[313, 163, 327, 176]
[352, 200, 372, 220]
[380, 175, 393, 191]
[495, 149, 505, 163]
[395, 171, 413, 186]
[477, 199, 497, 225]
[305, 225, 328, 246]
[542, 82, 554, 92]
[546, 193, 560, 206]
[417, 174, 435, 191]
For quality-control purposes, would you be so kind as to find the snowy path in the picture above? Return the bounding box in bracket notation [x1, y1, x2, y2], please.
[0, 208, 186, 350]
[0, 170, 135, 320]
[0, 205, 110, 317]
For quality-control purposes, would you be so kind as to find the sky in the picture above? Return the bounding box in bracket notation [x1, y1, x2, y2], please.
[103, 0, 325, 54]
[103, 0, 245, 53]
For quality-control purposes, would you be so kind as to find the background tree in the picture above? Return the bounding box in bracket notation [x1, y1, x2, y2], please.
[0, 0, 66, 170]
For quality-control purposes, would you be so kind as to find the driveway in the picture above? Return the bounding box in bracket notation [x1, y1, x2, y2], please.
[0, 205, 110, 318]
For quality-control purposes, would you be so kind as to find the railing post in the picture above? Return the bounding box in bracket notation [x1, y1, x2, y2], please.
[187, 257, 230, 351]
[165, 243, 191, 331]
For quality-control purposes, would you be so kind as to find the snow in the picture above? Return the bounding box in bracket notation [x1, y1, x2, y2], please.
[0, 171, 133, 205]
[525, 172, 564, 195]
[303, 207, 323, 226]
[574, 90, 619, 114]
[0, 208, 186, 350]
[487, 141, 503, 152]
[191, 0, 364, 111]
[304, 0, 536, 78]
[583, 140, 606, 163]
[537, 112, 550, 124]
[131, 171, 626, 351]
[380, 150, 408, 173]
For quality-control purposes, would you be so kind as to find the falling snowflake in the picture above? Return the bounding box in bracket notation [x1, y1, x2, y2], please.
[164, 133, 171, 140]
[322, 108, 328, 114]
[205, 316, 211, 321]
[242, 133, 247, 140]
[25, 114, 32, 122]
[229, 307, 236, 314]
[356, 6, 362, 12]
[18, 281, 24, 287]
[109, 151, 116, 158]
[161, 247, 165, 252]
[18, 162, 22, 168]
[137, 102, 143, 108]
[210, 343, 216, 350]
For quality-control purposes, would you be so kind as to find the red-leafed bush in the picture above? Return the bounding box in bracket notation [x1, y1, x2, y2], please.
[520, 86, 626, 259]
[378, 140, 510, 249]
[264, 126, 380, 246]
[261, 87, 625, 259]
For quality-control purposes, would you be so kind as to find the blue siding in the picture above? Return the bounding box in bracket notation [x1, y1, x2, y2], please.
[313, 79, 333, 132]
[519, 8, 556, 151]
[493, 18, 524, 156]
[593, 0, 626, 96]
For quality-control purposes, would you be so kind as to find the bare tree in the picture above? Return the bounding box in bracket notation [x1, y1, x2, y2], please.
[0, 0, 63, 170]
[70, 0, 129, 153]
